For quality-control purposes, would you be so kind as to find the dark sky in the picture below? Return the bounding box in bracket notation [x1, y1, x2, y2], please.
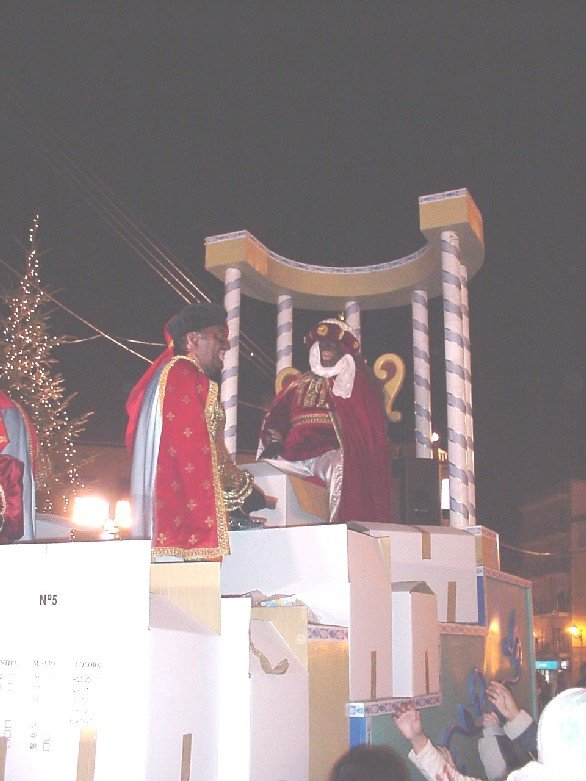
[1, 3, 584, 536]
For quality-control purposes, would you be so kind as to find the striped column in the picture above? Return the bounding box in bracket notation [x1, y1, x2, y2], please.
[411, 289, 433, 458]
[276, 294, 293, 375]
[344, 300, 361, 345]
[221, 267, 241, 460]
[460, 262, 476, 524]
[441, 231, 469, 527]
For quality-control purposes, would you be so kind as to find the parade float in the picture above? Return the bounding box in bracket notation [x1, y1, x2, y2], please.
[0, 190, 536, 781]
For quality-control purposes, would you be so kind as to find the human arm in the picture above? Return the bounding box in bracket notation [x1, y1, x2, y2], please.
[258, 384, 295, 456]
[477, 713, 511, 780]
[502, 713, 537, 758]
[393, 701, 429, 755]
[211, 401, 273, 513]
[487, 681, 537, 758]
[393, 702, 479, 781]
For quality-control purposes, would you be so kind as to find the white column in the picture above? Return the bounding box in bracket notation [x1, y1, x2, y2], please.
[276, 295, 293, 376]
[411, 289, 433, 458]
[344, 300, 361, 345]
[460, 262, 476, 524]
[221, 267, 241, 460]
[441, 231, 469, 527]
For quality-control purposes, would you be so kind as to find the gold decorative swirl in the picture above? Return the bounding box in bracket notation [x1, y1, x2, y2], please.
[373, 353, 405, 423]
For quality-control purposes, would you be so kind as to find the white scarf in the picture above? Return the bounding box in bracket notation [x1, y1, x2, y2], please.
[309, 342, 355, 398]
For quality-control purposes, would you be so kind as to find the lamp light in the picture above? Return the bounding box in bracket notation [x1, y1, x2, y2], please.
[568, 624, 583, 644]
[114, 500, 133, 537]
[72, 496, 109, 529]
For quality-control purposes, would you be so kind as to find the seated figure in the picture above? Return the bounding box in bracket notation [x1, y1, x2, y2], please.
[258, 318, 400, 524]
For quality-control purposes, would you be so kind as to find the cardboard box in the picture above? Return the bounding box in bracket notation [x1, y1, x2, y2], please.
[148, 595, 221, 781]
[249, 613, 309, 780]
[308, 626, 349, 781]
[217, 600, 310, 781]
[239, 461, 329, 526]
[221, 525, 393, 701]
[391, 582, 440, 697]
[150, 560, 221, 633]
[466, 525, 500, 569]
[362, 523, 479, 623]
[218, 597, 252, 781]
[0, 542, 223, 781]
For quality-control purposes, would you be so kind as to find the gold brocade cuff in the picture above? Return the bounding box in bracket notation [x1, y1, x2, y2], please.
[222, 468, 254, 511]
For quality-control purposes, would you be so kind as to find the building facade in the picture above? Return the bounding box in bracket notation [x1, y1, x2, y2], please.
[502, 479, 586, 686]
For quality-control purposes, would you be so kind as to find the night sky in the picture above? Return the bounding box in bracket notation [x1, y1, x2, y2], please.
[1, 3, 584, 537]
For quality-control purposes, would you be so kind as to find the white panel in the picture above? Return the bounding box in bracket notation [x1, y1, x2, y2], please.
[218, 597, 252, 781]
[348, 532, 393, 700]
[249, 619, 308, 781]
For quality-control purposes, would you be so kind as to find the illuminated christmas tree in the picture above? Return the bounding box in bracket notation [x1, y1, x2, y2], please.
[0, 215, 91, 514]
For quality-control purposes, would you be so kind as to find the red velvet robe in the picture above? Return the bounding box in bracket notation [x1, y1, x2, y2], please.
[260, 366, 392, 523]
[153, 358, 230, 558]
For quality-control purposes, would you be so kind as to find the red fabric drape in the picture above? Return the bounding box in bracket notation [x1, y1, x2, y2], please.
[332, 369, 392, 523]
[0, 390, 38, 475]
[0, 454, 25, 543]
[152, 359, 229, 558]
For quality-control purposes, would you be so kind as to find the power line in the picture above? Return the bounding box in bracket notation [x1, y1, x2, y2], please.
[0, 256, 151, 363]
[2, 88, 277, 378]
[0, 255, 272, 410]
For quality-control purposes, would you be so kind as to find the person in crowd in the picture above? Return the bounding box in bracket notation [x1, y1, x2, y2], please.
[536, 672, 552, 713]
[125, 301, 270, 559]
[329, 744, 409, 781]
[487, 680, 537, 760]
[394, 687, 586, 781]
[258, 317, 392, 523]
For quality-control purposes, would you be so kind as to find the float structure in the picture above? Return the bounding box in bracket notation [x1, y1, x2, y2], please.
[0, 190, 539, 781]
[205, 188, 484, 528]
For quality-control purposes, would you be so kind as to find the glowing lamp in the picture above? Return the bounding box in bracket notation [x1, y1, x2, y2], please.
[114, 500, 133, 530]
[72, 496, 109, 529]
[568, 624, 583, 644]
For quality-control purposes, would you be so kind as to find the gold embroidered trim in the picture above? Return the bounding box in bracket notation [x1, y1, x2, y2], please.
[328, 405, 344, 454]
[152, 544, 225, 560]
[298, 375, 329, 408]
[205, 381, 230, 556]
[291, 413, 333, 427]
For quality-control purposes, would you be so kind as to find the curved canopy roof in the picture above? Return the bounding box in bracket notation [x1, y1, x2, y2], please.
[205, 189, 483, 311]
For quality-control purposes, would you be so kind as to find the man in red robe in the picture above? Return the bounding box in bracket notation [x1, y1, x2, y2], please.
[126, 302, 268, 560]
[0, 389, 37, 542]
[258, 318, 392, 523]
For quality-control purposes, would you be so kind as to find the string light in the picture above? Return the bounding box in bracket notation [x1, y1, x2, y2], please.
[0, 216, 90, 515]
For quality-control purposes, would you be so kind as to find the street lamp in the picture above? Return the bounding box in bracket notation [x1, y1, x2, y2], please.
[568, 624, 583, 644]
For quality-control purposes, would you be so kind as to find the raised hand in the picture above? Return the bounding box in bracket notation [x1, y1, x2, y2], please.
[393, 701, 428, 754]
[487, 681, 520, 721]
